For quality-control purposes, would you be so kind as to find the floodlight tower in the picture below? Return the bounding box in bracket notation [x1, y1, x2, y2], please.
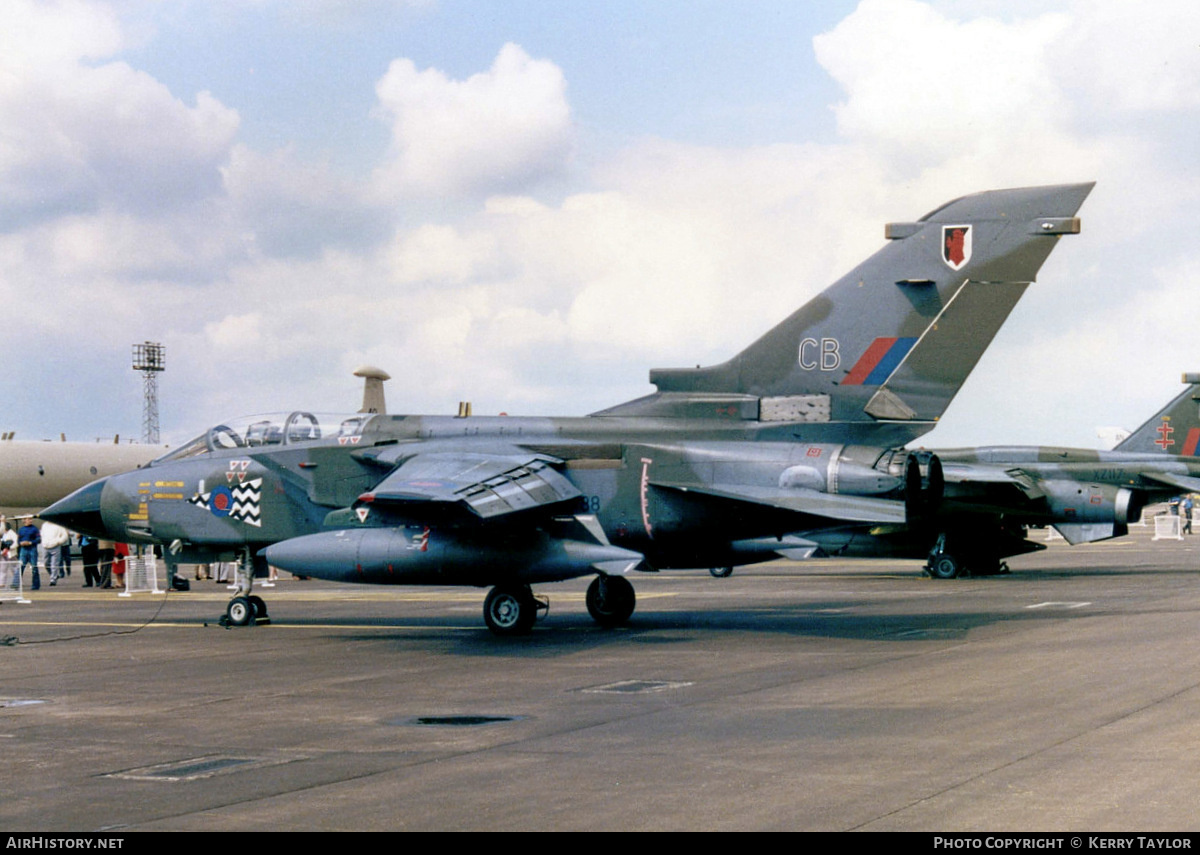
[132, 341, 165, 445]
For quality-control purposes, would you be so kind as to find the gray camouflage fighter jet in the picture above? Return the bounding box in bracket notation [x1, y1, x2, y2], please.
[825, 372, 1200, 579]
[43, 183, 1091, 633]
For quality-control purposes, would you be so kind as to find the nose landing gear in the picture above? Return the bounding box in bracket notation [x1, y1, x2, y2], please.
[219, 550, 271, 627]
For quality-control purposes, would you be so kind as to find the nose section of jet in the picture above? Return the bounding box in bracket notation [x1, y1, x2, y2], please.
[41, 477, 112, 538]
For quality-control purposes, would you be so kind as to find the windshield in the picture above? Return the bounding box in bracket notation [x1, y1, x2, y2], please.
[153, 412, 373, 463]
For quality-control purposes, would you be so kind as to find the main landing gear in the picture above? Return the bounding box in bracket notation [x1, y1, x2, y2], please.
[585, 574, 636, 628]
[480, 574, 637, 636]
[483, 584, 548, 636]
[924, 535, 1009, 579]
[925, 551, 962, 580]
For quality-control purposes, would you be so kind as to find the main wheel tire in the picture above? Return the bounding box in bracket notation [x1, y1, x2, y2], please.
[483, 586, 536, 636]
[709, 566, 734, 578]
[227, 596, 256, 626]
[248, 595, 268, 618]
[586, 574, 636, 627]
[927, 553, 961, 580]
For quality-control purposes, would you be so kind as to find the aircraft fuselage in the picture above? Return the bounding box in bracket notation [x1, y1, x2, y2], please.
[68, 412, 915, 574]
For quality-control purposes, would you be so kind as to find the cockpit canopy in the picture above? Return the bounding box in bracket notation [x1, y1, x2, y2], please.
[154, 412, 373, 463]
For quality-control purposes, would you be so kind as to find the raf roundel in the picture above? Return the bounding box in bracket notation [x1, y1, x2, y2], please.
[208, 486, 234, 517]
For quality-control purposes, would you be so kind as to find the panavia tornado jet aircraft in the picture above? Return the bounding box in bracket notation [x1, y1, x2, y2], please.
[823, 372, 1200, 579]
[43, 183, 1092, 633]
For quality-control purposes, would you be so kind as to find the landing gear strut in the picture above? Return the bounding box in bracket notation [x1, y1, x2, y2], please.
[586, 574, 636, 627]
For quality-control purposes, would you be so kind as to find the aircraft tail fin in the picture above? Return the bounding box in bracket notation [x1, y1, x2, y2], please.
[1114, 374, 1200, 455]
[599, 183, 1093, 441]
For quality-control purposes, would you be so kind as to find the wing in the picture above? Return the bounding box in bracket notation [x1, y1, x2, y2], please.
[357, 451, 582, 522]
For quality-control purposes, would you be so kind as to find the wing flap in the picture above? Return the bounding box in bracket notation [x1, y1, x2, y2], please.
[363, 453, 581, 520]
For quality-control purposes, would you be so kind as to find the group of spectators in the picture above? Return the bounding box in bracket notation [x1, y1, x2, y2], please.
[1, 515, 128, 591]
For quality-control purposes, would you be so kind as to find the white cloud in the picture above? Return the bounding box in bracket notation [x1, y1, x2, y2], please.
[222, 145, 389, 258]
[0, 1, 239, 229]
[1058, 0, 1200, 113]
[205, 313, 264, 350]
[4, 0, 1200, 449]
[373, 42, 573, 198]
[814, 0, 1073, 172]
[0, 0, 123, 65]
[8, 207, 239, 281]
[386, 224, 502, 286]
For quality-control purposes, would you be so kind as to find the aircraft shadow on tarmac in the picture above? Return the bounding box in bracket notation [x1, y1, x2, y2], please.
[291, 594, 1100, 652]
[299, 546, 1199, 649]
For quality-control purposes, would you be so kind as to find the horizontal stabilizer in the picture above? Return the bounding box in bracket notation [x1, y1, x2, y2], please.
[940, 463, 1028, 484]
[655, 481, 906, 524]
[1140, 471, 1200, 494]
[940, 463, 1045, 499]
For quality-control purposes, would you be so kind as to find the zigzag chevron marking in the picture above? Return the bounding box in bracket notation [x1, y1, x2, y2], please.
[230, 480, 260, 503]
[230, 479, 263, 527]
[187, 479, 263, 527]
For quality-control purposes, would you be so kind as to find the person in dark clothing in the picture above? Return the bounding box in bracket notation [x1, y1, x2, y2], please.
[17, 517, 41, 590]
[80, 536, 101, 588]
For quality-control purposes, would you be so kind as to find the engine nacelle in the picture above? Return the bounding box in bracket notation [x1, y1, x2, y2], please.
[1040, 481, 1145, 526]
[778, 444, 902, 496]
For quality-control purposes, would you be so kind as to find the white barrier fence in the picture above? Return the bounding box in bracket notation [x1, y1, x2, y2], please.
[1153, 513, 1184, 541]
[119, 553, 163, 597]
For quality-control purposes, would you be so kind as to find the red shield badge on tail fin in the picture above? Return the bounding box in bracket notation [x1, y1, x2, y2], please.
[942, 225, 972, 271]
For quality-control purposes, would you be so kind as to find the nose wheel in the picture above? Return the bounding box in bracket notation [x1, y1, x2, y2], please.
[221, 594, 270, 627]
[224, 596, 254, 627]
[219, 551, 272, 627]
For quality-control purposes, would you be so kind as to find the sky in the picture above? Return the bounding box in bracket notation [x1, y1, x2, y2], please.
[2, 0, 1198, 450]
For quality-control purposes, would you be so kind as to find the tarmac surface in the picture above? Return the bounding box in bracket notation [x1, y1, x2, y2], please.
[3, 521, 1200, 831]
